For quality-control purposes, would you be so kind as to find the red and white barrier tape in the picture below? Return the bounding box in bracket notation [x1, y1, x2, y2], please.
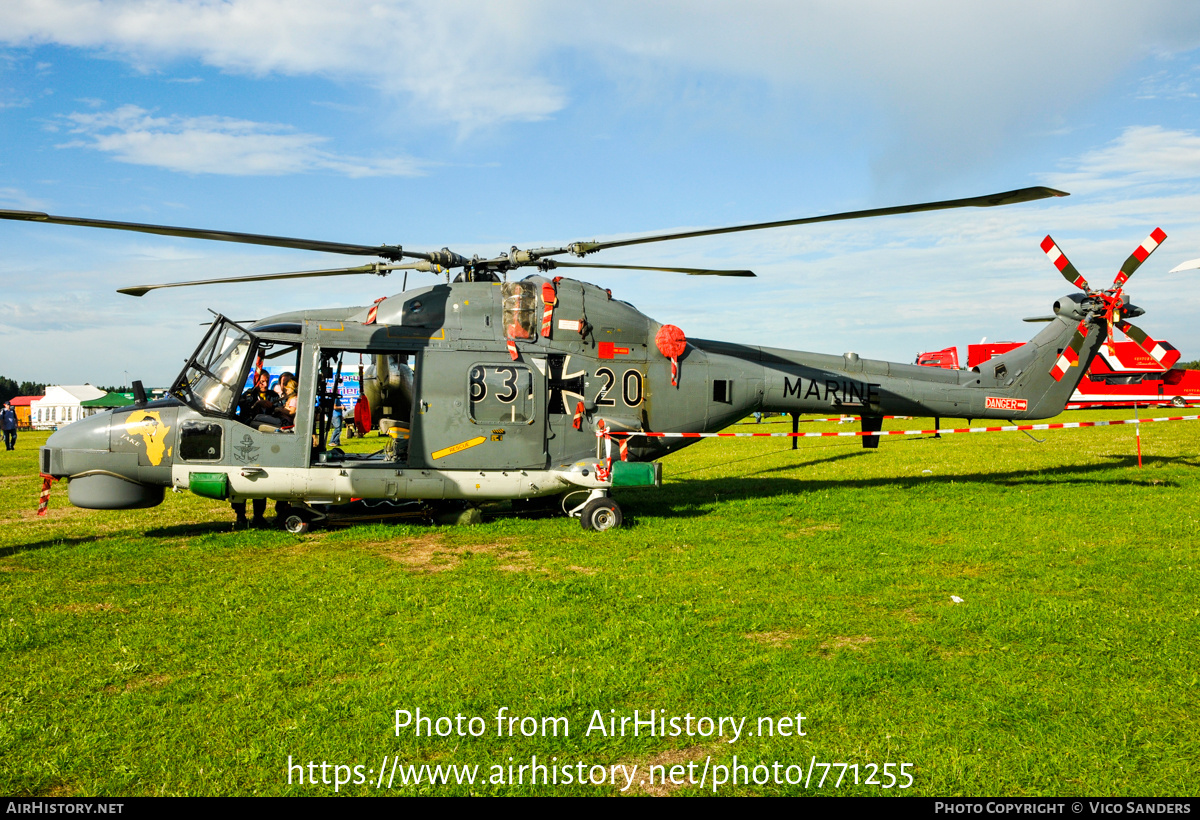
[601, 414, 1200, 440]
[744, 415, 911, 424]
[38, 474, 56, 516]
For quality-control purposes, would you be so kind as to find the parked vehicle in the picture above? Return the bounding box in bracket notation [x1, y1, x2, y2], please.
[917, 335, 1198, 409]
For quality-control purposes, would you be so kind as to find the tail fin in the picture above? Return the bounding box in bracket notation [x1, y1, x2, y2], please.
[983, 299, 1106, 418]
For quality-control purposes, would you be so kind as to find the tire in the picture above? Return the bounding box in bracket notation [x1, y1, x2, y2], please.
[284, 514, 310, 534]
[580, 498, 622, 532]
[1172, 396, 1187, 408]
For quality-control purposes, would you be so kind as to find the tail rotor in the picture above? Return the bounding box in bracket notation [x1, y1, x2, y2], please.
[1040, 228, 1169, 380]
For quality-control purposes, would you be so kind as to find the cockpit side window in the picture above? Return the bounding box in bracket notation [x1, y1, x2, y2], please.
[171, 318, 257, 417]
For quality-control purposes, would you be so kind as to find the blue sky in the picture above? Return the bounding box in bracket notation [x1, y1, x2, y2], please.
[4, 1, 1200, 386]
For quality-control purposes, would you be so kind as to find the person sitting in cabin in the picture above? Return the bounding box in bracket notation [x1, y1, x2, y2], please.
[278, 373, 299, 427]
[236, 369, 284, 428]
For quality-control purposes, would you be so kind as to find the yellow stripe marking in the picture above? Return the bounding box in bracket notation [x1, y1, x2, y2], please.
[431, 436, 487, 460]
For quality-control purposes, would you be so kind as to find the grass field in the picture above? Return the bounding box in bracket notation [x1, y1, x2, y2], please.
[1, 411, 1198, 796]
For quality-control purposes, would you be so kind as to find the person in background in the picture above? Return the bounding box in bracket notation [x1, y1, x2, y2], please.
[1, 402, 17, 450]
[232, 497, 267, 529]
[331, 399, 344, 446]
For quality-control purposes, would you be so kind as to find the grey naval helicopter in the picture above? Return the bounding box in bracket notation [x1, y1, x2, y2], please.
[4, 186, 1167, 531]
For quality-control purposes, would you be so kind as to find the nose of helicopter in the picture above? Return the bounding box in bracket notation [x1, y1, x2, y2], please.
[41, 407, 171, 509]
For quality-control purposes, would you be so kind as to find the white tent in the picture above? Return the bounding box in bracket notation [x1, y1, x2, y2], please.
[30, 385, 106, 430]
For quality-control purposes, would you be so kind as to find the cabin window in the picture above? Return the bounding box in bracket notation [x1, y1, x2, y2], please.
[469, 364, 534, 424]
[713, 379, 733, 404]
[179, 420, 223, 462]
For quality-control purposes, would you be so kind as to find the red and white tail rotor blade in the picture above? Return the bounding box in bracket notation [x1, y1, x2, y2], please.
[1113, 228, 1167, 288]
[1041, 236, 1090, 291]
[1116, 320, 1176, 368]
[1050, 321, 1089, 382]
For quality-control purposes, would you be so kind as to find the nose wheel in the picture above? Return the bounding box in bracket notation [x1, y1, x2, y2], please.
[282, 502, 325, 534]
[581, 498, 623, 531]
[283, 514, 310, 534]
[567, 490, 624, 531]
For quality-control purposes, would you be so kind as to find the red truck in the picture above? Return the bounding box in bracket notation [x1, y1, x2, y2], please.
[917, 336, 1200, 409]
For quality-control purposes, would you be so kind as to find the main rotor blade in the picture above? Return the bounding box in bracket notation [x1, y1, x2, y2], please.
[0, 209, 417, 262]
[550, 261, 755, 276]
[1112, 228, 1166, 288]
[117, 262, 417, 297]
[566, 186, 1068, 256]
[1040, 235, 1090, 291]
[1169, 257, 1200, 273]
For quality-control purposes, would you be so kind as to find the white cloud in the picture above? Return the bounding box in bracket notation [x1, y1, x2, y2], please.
[0, 186, 45, 209]
[1042, 126, 1200, 194]
[1136, 67, 1200, 100]
[4, 0, 1200, 148]
[0, 292, 127, 333]
[0, 0, 567, 129]
[59, 104, 425, 177]
[573, 1, 1200, 187]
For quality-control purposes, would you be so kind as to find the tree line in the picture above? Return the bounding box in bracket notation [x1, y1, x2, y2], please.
[0, 377, 47, 405]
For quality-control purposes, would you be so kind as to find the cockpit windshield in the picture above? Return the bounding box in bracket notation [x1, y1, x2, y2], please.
[171, 317, 257, 416]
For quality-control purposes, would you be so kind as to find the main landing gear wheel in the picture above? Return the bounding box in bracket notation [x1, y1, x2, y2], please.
[1172, 396, 1187, 408]
[580, 498, 623, 532]
[284, 514, 310, 534]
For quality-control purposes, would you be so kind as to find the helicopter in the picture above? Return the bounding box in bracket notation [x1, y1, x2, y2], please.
[4, 186, 1168, 531]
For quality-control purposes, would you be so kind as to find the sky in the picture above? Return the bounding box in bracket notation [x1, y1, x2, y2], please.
[5, 1, 1200, 386]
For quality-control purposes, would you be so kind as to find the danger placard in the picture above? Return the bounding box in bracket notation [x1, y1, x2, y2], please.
[985, 397, 1028, 412]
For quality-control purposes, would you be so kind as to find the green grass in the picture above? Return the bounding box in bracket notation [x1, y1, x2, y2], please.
[1, 412, 1198, 796]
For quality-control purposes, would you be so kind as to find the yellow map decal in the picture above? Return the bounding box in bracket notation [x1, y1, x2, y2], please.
[431, 436, 486, 460]
[124, 411, 171, 466]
